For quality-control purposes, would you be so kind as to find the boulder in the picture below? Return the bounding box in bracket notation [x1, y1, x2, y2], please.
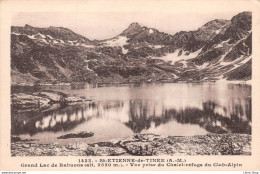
[11, 136, 21, 142]
[57, 131, 94, 139]
[65, 96, 84, 103]
[39, 90, 67, 102]
[11, 133, 252, 156]
[85, 143, 127, 156]
[11, 93, 50, 109]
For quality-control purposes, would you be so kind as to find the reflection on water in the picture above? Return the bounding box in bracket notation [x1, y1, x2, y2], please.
[11, 83, 251, 143]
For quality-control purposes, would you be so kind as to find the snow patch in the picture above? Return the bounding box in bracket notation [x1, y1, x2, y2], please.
[214, 44, 222, 48]
[68, 40, 77, 45]
[154, 45, 163, 49]
[12, 32, 21, 35]
[215, 37, 249, 63]
[214, 39, 230, 48]
[219, 55, 244, 66]
[215, 29, 221, 34]
[122, 47, 128, 54]
[103, 36, 129, 47]
[149, 29, 154, 34]
[36, 33, 46, 38]
[152, 48, 202, 65]
[82, 44, 94, 48]
[27, 35, 36, 39]
[41, 39, 48, 44]
[85, 65, 93, 71]
[196, 62, 209, 69]
[214, 23, 229, 35]
[53, 40, 59, 44]
[148, 45, 163, 49]
[239, 55, 252, 64]
[47, 35, 53, 39]
[221, 56, 252, 74]
[12, 32, 50, 41]
[171, 73, 179, 79]
[102, 36, 129, 54]
[178, 60, 188, 68]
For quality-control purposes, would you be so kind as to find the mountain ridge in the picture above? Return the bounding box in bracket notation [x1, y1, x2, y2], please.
[11, 11, 252, 85]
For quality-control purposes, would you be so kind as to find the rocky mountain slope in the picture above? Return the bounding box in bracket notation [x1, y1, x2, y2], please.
[11, 11, 252, 84]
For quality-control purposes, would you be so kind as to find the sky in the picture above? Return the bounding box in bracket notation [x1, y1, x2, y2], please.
[12, 11, 240, 40]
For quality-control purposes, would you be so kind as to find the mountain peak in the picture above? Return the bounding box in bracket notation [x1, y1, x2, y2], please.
[129, 22, 141, 28]
[120, 22, 143, 37]
[24, 24, 34, 29]
[200, 19, 229, 31]
[231, 11, 251, 30]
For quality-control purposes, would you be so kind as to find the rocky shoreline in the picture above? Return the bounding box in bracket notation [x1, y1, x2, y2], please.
[11, 90, 88, 110]
[11, 133, 251, 156]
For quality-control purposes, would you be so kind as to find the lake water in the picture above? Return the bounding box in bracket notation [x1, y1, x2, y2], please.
[11, 82, 251, 144]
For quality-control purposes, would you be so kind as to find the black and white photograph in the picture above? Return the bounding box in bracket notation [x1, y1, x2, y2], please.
[9, 10, 253, 157]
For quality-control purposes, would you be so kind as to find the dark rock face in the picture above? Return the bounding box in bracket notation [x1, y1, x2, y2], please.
[57, 131, 94, 139]
[11, 11, 252, 84]
[11, 136, 22, 142]
[189, 11, 252, 81]
[184, 19, 230, 52]
[224, 59, 251, 80]
[223, 33, 251, 62]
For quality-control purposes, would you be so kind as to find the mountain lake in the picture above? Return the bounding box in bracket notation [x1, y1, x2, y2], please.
[11, 82, 251, 145]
